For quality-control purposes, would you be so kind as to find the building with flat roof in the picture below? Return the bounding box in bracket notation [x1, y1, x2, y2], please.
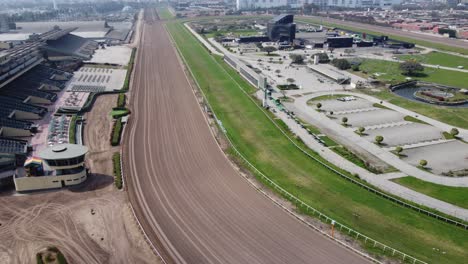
[267, 14, 296, 42]
[14, 144, 88, 192]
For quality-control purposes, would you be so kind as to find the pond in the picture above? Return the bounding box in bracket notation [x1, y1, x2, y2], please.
[392, 86, 468, 108]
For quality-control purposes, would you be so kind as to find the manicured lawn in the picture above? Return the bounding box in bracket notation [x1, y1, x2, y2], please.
[398, 52, 468, 69]
[204, 29, 260, 38]
[360, 89, 468, 129]
[156, 7, 174, 20]
[167, 21, 468, 263]
[394, 177, 468, 209]
[296, 17, 468, 55]
[357, 59, 468, 88]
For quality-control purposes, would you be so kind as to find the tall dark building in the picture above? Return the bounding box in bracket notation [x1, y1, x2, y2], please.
[267, 14, 296, 42]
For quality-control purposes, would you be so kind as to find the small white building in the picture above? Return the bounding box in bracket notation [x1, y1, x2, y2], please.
[14, 144, 88, 192]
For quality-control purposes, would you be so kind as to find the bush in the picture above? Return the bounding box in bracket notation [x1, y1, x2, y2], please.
[313, 53, 329, 63]
[36, 253, 44, 264]
[117, 93, 126, 108]
[351, 64, 360, 71]
[111, 118, 123, 146]
[400, 60, 424, 76]
[69, 115, 77, 144]
[113, 152, 123, 189]
[331, 58, 351, 70]
[289, 54, 304, 64]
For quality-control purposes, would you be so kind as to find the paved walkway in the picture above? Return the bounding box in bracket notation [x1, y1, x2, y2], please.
[260, 91, 468, 221]
[291, 91, 468, 187]
[188, 23, 468, 220]
[185, 24, 224, 56]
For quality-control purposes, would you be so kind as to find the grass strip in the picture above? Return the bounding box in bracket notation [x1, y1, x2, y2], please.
[360, 89, 468, 129]
[393, 177, 468, 209]
[357, 59, 468, 88]
[404, 115, 429, 125]
[113, 152, 123, 189]
[167, 21, 468, 263]
[398, 52, 468, 69]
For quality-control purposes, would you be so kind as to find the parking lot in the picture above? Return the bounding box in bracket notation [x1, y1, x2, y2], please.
[363, 123, 443, 147]
[402, 140, 468, 174]
[67, 66, 127, 92]
[317, 98, 373, 113]
[333, 108, 405, 128]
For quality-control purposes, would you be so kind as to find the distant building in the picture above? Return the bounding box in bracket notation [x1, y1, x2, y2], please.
[325, 0, 402, 9]
[267, 14, 296, 42]
[236, 0, 288, 10]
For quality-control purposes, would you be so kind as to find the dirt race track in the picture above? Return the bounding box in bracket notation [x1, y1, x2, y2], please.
[124, 10, 369, 264]
[300, 16, 468, 50]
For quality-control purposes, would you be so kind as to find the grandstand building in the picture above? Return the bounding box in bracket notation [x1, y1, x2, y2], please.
[0, 26, 99, 191]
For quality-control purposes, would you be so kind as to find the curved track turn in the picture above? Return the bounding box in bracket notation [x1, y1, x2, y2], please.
[124, 10, 369, 264]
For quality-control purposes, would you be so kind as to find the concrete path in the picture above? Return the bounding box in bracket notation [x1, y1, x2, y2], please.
[189, 23, 468, 220]
[260, 91, 468, 221]
[184, 24, 224, 56]
[292, 91, 468, 187]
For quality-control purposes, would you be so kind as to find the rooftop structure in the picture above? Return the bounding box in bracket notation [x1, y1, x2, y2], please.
[14, 144, 88, 192]
[267, 14, 296, 42]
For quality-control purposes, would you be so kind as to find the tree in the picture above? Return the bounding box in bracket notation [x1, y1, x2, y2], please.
[313, 53, 330, 63]
[419, 159, 428, 168]
[289, 54, 304, 64]
[358, 127, 365, 135]
[275, 69, 281, 75]
[395, 146, 403, 155]
[450, 128, 459, 137]
[331, 59, 351, 70]
[375, 135, 384, 144]
[342, 117, 348, 126]
[400, 60, 424, 76]
[286, 78, 295, 84]
[264, 46, 277, 55]
[316, 103, 322, 110]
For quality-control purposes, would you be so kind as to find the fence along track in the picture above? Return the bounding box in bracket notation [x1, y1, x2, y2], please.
[168, 23, 433, 264]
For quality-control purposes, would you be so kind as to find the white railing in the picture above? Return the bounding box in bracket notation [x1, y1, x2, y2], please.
[167, 24, 430, 264]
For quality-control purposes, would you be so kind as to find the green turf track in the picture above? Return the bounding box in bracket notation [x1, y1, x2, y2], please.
[166, 21, 468, 263]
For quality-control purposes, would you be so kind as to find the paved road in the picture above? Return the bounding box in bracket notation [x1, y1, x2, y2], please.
[298, 16, 468, 51]
[124, 9, 369, 264]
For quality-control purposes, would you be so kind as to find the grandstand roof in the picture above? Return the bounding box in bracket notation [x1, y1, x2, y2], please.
[44, 33, 98, 59]
[0, 137, 28, 154]
[15, 21, 110, 34]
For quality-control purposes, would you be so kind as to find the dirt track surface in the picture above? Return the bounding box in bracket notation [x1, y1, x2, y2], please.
[300, 16, 468, 50]
[124, 10, 369, 264]
[0, 94, 158, 264]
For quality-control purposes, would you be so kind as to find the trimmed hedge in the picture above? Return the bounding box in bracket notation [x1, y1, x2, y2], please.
[117, 93, 126, 108]
[122, 48, 137, 91]
[112, 152, 123, 189]
[110, 118, 123, 146]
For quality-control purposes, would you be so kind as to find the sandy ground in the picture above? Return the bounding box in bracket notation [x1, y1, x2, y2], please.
[123, 9, 369, 264]
[0, 94, 159, 264]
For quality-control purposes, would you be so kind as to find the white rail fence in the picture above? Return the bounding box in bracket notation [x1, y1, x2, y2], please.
[169, 24, 431, 264]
